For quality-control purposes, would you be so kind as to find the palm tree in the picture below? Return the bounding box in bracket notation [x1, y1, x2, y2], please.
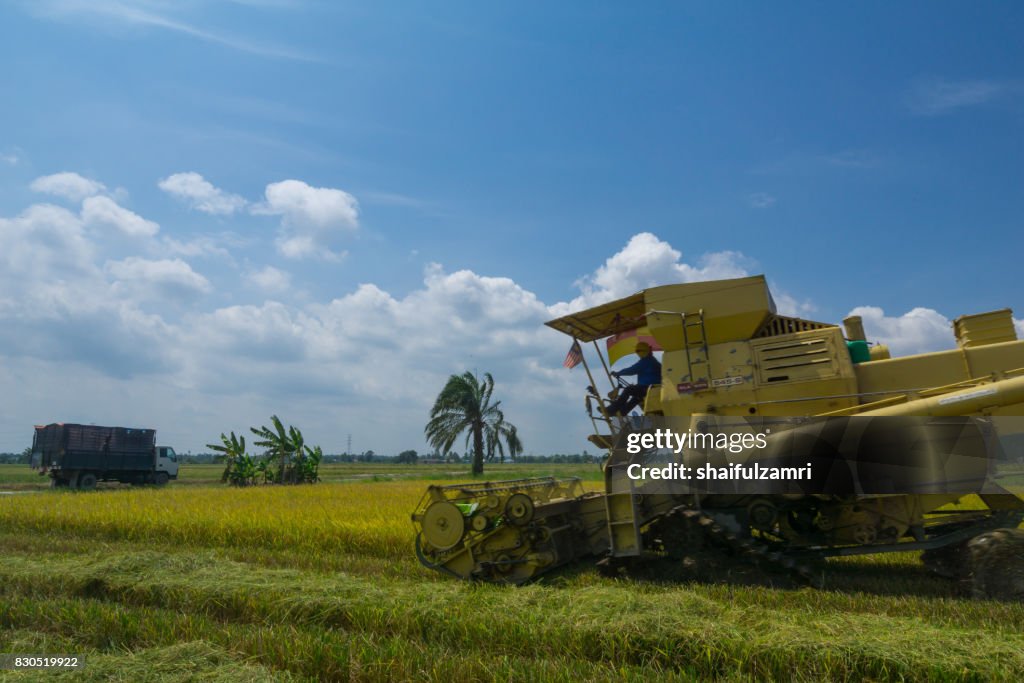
[425, 371, 521, 475]
[487, 420, 523, 464]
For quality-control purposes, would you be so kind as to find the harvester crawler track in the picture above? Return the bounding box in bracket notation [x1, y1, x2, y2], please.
[645, 506, 824, 588]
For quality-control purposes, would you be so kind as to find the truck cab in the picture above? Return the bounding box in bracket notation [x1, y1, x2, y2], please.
[155, 446, 179, 482]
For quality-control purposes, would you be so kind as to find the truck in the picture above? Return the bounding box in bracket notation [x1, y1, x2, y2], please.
[31, 423, 179, 489]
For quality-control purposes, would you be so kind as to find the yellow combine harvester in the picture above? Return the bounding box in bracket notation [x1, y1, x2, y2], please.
[413, 275, 1024, 587]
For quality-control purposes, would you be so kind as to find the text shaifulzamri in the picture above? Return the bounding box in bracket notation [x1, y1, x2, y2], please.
[627, 462, 813, 481]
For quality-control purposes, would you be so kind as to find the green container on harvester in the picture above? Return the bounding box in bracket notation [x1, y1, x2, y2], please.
[846, 340, 871, 364]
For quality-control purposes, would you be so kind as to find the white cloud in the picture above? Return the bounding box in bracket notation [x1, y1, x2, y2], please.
[0, 202, 177, 378]
[774, 291, 817, 318]
[246, 265, 291, 293]
[0, 203, 95, 283]
[106, 257, 213, 300]
[1015, 317, 1024, 340]
[847, 306, 955, 356]
[158, 172, 247, 215]
[8, 203, 982, 457]
[748, 192, 776, 208]
[560, 232, 753, 311]
[30, 172, 106, 201]
[258, 179, 359, 228]
[81, 196, 160, 237]
[252, 179, 359, 260]
[905, 77, 1014, 116]
[0, 152, 18, 166]
[160, 235, 233, 260]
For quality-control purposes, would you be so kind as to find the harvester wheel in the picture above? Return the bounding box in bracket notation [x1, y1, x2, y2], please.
[505, 494, 535, 526]
[967, 528, 1024, 601]
[421, 502, 466, 551]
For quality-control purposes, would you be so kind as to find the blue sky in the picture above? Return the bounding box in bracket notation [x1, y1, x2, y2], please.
[0, 1, 1021, 454]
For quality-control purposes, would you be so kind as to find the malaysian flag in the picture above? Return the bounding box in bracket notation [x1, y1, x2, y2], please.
[563, 340, 583, 369]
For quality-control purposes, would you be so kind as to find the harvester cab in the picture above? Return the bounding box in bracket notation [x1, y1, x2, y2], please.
[413, 275, 1024, 590]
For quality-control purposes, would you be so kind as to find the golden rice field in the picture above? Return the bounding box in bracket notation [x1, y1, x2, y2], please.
[1, 463, 1024, 682]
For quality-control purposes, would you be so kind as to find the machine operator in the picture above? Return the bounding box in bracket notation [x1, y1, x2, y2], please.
[606, 340, 661, 416]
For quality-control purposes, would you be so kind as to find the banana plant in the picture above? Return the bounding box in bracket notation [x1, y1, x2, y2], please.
[251, 415, 295, 484]
[249, 416, 322, 484]
[301, 444, 322, 483]
[206, 431, 247, 483]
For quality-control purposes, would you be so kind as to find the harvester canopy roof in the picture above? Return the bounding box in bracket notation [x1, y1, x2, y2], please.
[545, 291, 647, 342]
[545, 275, 802, 345]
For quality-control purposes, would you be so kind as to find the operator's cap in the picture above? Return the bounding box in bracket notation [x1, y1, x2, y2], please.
[635, 341, 651, 353]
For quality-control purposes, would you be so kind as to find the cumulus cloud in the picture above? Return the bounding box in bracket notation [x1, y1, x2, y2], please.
[0, 202, 177, 379]
[106, 257, 213, 301]
[847, 306, 955, 356]
[161, 235, 232, 260]
[158, 172, 247, 215]
[30, 172, 106, 201]
[773, 291, 817, 318]
[1, 152, 18, 165]
[252, 179, 359, 260]
[0, 204, 95, 285]
[748, 192, 776, 208]
[81, 196, 160, 236]
[560, 232, 753, 312]
[5, 205, 941, 456]
[246, 265, 291, 293]
[194, 301, 311, 363]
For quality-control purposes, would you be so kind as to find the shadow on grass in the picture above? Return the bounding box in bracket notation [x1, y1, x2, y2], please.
[541, 550, 968, 599]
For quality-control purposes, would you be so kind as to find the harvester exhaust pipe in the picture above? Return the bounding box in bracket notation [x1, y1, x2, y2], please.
[843, 315, 866, 342]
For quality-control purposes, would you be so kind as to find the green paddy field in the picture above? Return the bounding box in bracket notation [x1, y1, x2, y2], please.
[1, 463, 1023, 682]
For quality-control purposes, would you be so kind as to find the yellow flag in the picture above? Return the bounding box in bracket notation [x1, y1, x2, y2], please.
[606, 327, 662, 365]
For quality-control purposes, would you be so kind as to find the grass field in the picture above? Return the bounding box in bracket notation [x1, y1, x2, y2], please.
[1, 463, 1023, 682]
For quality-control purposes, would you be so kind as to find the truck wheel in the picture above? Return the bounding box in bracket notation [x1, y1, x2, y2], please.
[78, 473, 98, 491]
[154, 472, 169, 486]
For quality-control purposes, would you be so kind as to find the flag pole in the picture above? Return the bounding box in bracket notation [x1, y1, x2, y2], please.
[575, 339, 614, 434]
[591, 339, 614, 384]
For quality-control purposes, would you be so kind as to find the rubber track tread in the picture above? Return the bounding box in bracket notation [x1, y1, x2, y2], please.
[669, 507, 823, 588]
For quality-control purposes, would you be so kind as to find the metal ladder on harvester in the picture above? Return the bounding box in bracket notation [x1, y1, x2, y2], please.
[681, 309, 711, 386]
[604, 309, 713, 559]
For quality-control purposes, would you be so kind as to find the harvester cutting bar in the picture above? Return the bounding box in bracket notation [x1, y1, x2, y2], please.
[411, 476, 609, 583]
